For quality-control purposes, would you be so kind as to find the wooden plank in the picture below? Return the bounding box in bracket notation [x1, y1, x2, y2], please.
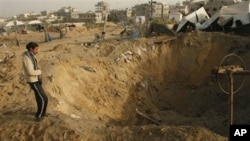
[136, 108, 160, 125]
[0, 83, 9, 87]
[154, 37, 177, 44]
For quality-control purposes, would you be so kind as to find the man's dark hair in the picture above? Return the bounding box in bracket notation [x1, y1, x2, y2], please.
[26, 42, 38, 50]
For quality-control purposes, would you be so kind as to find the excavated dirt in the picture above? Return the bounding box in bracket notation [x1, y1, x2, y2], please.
[1, 25, 250, 141]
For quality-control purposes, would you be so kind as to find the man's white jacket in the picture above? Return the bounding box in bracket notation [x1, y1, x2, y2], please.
[22, 51, 41, 83]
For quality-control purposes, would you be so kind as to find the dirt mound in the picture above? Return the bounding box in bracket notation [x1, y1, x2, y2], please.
[1, 28, 250, 141]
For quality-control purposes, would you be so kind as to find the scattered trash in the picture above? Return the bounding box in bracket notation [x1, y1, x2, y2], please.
[81, 42, 99, 48]
[94, 33, 104, 42]
[82, 42, 92, 47]
[127, 29, 140, 39]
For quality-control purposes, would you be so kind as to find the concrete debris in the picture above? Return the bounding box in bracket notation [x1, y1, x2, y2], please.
[94, 33, 104, 42]
[121, 53, 131, 63]
[94, 44, 100, 48]
[135, 48, 142, 56]
[120, 27, 127, 37]
[151, 113, 162, 122]
[140, 81, 148, 90]
[151, 44, 156, 51]
[82, 42, 93, 47]
[136, 108, 160, 125]
[0, 43, 7, 48]
[140, 47, 147, 52]
[0, 83, 9, 87]
[115, 50, 133, 63]
[81, 42, 100, 49]
[123, 50, 133, 55]
[0, 52, 15, 63]
[70, 114, 80, 119]
[81, 66, 96, 73]
[114, 57, 120, 62]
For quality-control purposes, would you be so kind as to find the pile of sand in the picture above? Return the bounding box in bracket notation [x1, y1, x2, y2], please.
[1, 26, 250, 141]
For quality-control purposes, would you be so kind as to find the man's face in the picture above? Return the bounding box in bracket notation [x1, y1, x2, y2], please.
[30, 47, 39, 55]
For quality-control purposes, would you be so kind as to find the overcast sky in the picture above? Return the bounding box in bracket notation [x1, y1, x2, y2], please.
[0, 0, 183, 17]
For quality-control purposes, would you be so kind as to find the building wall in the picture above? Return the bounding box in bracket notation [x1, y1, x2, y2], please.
[132, 2, 169, 20]
[95, 1, 109, 13]
[0, 18, 6, 24]
[132, 4, 149, 17]
[57, 7, 79, 20]
[162, 4, 170, 18]
[169, 12, 183, 22]
[109, 8, 132, 23]
[78, 12, 103, 23]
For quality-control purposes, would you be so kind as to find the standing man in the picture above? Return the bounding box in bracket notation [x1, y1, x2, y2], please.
[22, 42, 48, 121]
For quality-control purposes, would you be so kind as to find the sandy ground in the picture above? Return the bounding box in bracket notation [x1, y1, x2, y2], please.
[1, 23, 250, 141]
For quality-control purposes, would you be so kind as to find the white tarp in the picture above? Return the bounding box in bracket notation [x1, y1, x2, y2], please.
[5, 20, 25, 27]
[200, 1, 250, 30]
[28, 20, 42, 25]
[176, 7, 209, 32]
[220, 1, 250, 15]
[200, 12, 220, 30]
[232, 13, 250, 27]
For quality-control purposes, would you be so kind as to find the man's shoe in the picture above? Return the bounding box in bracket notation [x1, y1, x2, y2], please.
[35, 117, 43, 122]
[42, 113, 50, 117]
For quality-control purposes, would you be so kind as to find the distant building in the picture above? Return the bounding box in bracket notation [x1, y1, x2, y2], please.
[188, 0, 207, 13]
[95, 1, 110, 22]
[132, 2, 169, 21]
[95, 1, 109, 13]
[168, 11, 183, 22]
[56, 6, 79, 22]
[17, 12, 40, 21]
[109, 8, 132, 24]
[162, 3, 170, 18]
[77, 1, 111, 24]
[39, 11, 63, 23]
[78, 12, 103, 23]
[132, 4, 149, 17]
[41, 10, 55, 17]
[0, 18, 6, 25]
[151, 3, 169, 18]
[172, 1, 192, 15]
